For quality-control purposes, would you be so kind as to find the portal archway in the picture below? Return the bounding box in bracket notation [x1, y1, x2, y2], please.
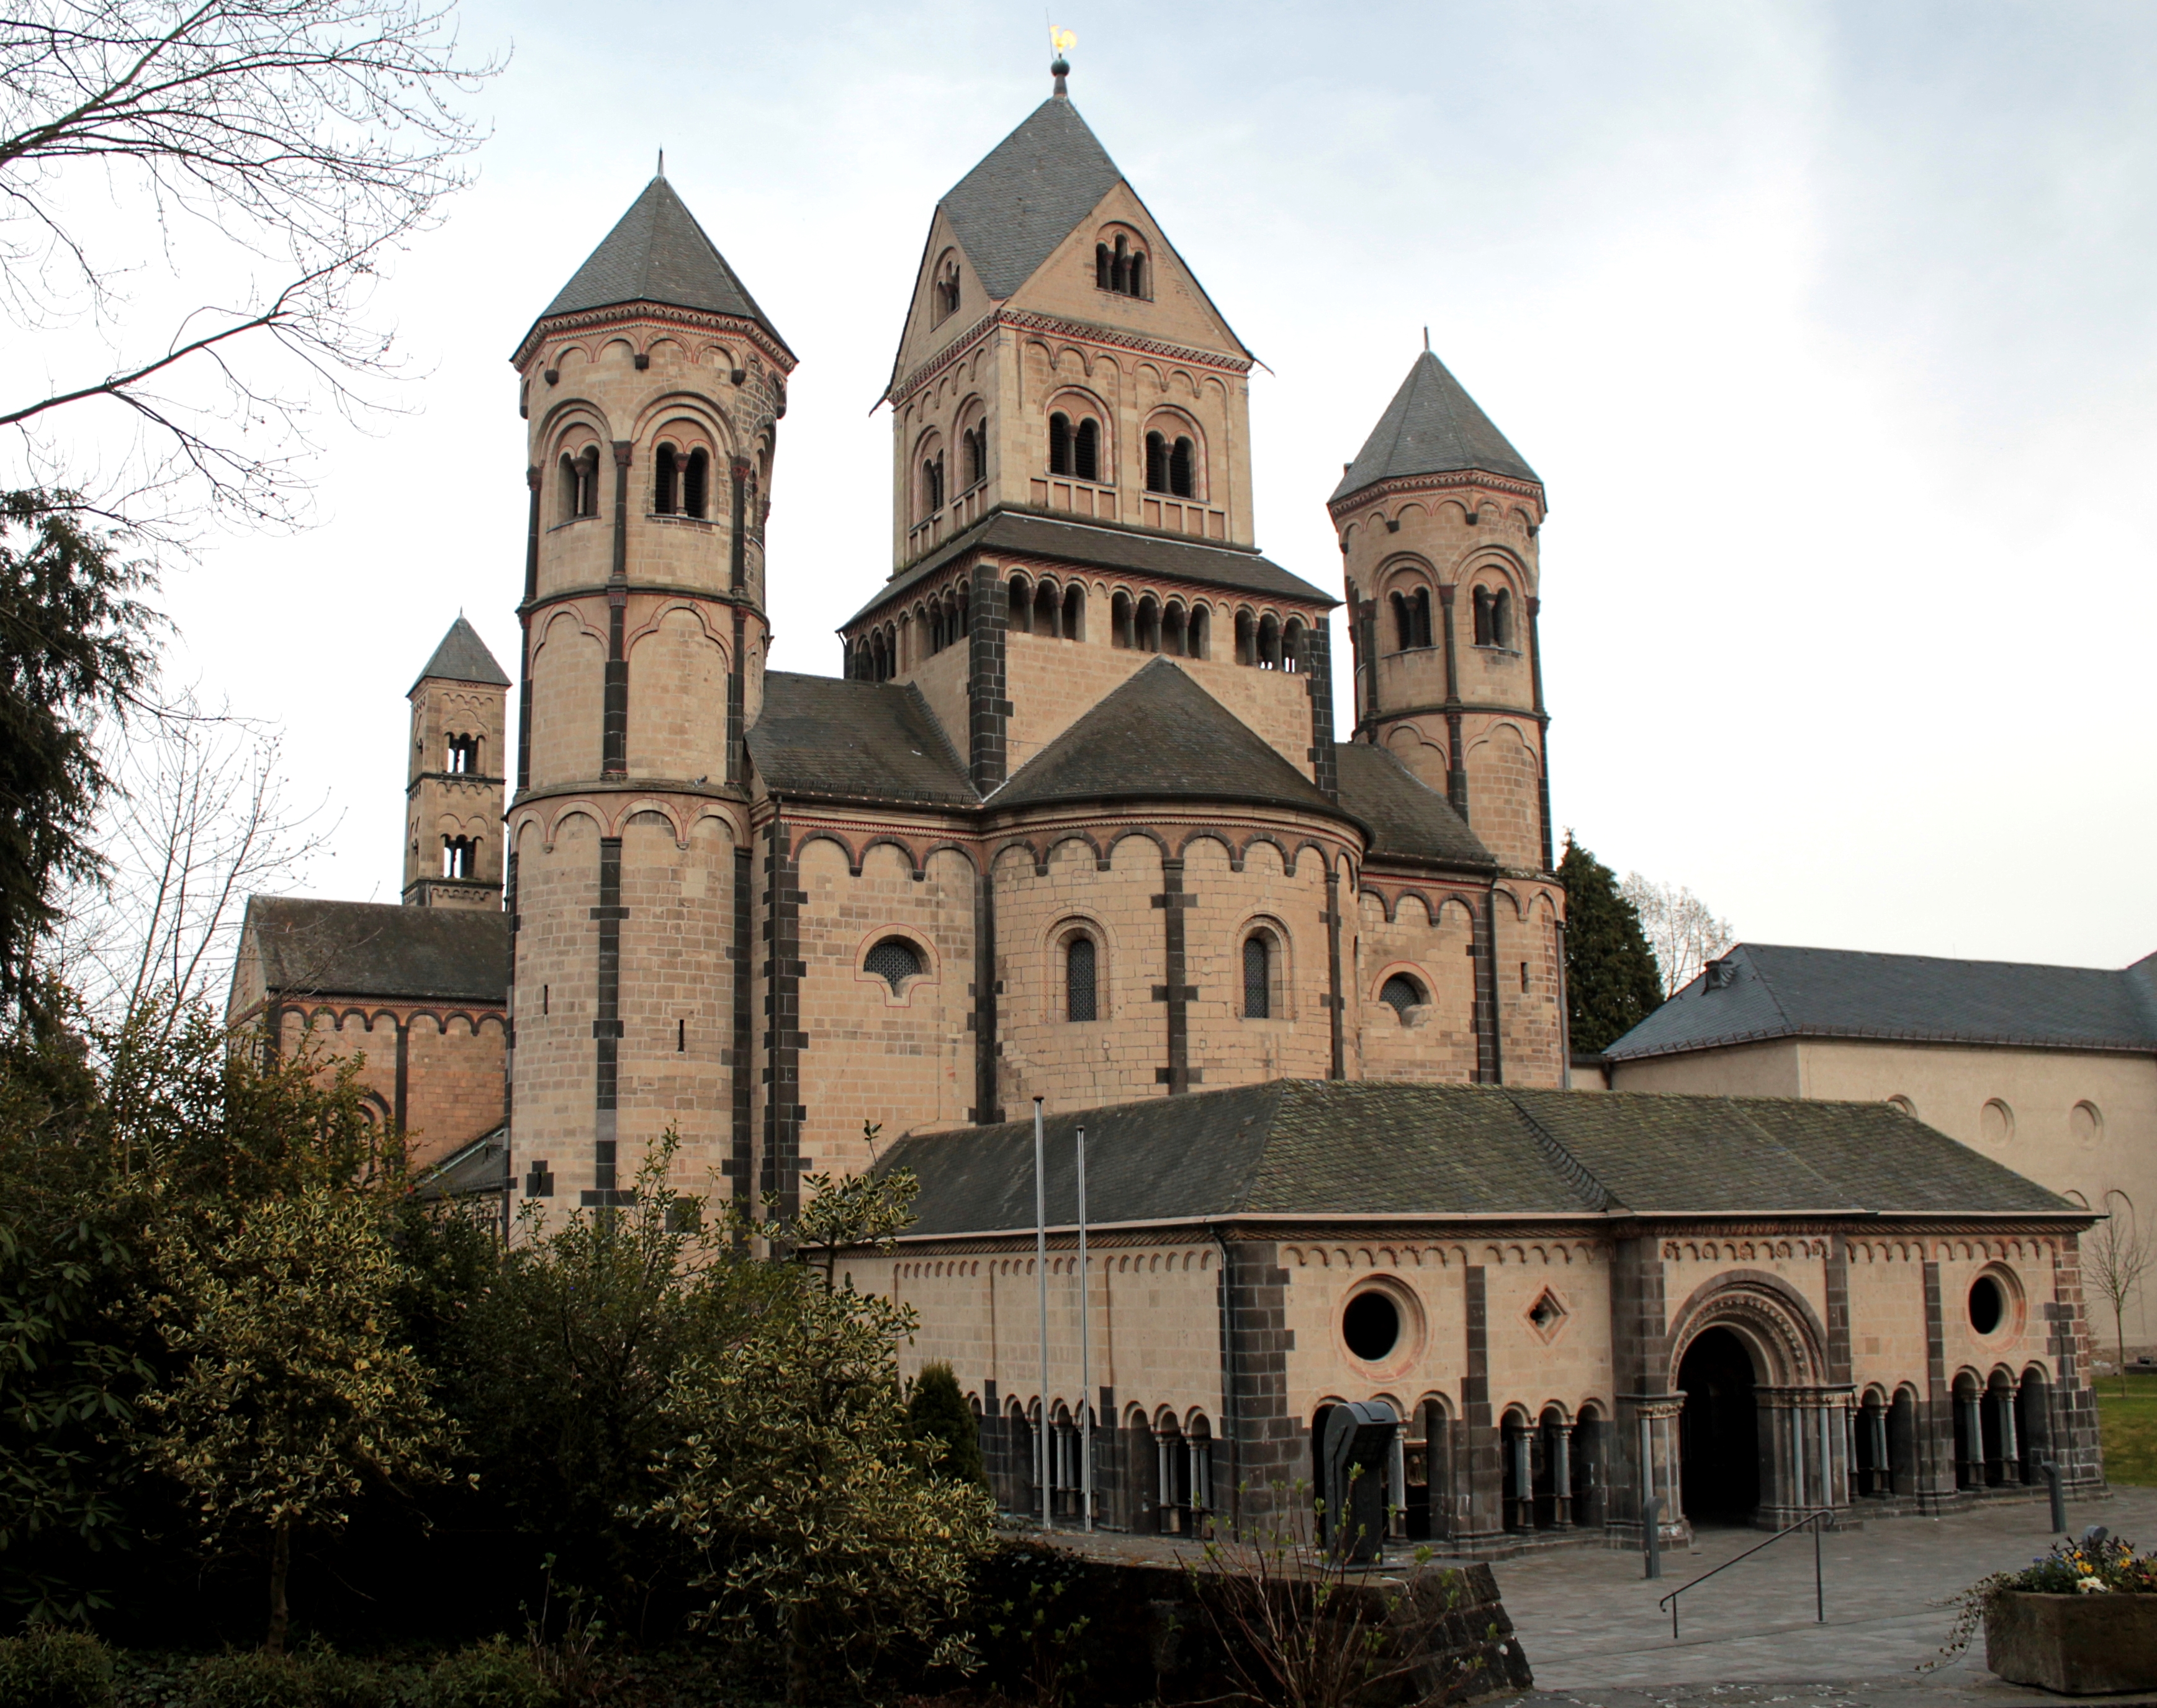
[1678, 1327, 1760, 1523]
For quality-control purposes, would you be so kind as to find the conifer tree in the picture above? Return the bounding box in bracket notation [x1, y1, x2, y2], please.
[1558, 833, 1665, 1054]
[907, 1361, 988, 1489]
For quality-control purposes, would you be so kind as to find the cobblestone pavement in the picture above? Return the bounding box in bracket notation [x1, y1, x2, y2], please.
[1498, 1486, 2157, 1703]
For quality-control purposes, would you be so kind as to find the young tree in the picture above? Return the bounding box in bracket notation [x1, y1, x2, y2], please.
[141, 1178, 457, 1652]
[1621, 871, 1736, 999]
[908, 1361, 989, 1490]
[2084, 1190, 2153, 1398]
[1557, 834, 1664, 1054]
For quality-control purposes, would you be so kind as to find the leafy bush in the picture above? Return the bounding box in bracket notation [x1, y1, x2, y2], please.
[0, 1625, 116, 1708]
[187, 1649, 318, 1708]
[298, 1639, 395, 1708]
[425, 1640, 560, 1708]
[908, 1361, 988, 1489]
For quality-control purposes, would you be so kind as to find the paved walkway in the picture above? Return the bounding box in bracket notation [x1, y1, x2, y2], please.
[1497, 1486, 2157, 1704]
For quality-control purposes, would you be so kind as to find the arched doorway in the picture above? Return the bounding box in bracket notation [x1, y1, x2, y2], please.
[1678, 1327, 1760, 1522]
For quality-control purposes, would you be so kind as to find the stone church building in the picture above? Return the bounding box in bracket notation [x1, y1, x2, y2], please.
[234, 63, 2103, 1544]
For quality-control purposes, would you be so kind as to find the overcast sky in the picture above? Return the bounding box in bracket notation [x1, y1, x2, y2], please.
[72, 0, 2157, 971]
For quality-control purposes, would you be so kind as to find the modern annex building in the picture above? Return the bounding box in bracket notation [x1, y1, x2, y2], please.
[233, 65, 2104, 1545]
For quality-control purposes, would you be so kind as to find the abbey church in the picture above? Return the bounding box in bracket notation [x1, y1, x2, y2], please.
[234, 64, 2105, 1550]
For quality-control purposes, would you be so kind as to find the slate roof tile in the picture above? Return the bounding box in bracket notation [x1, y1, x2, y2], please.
[1333, 742, 1492, 869]
[940, 98, 1127, 302]
[410, 616, 509, 694]
[1332, 351, 1538, 502]
[747, 673, 978, 809]
[241, 897, 507, 1004]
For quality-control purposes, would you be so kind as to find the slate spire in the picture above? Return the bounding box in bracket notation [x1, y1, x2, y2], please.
[529, 175, 790, 354]
[410, 614, 509, 696]
[1332, 349, 1539, 502]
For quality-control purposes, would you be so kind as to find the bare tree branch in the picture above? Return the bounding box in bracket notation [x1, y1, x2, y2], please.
[1621, 872, 1736, 999]
[2084, 1189, 2153, 1399]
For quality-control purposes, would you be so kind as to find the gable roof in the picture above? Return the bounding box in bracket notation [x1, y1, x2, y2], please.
[1331, 350, 1539, 503]
[940, 97, 1128, 302]
[410, 616, 510, 694]
[1605, 942, 2157, 1061]
[991, 658, 1344, 820]
[849, 510, 1333, 629]
[878, 1079, 2079, 1237]
[531, 176, 790, 355]
[1332, 742, 1492, 870]
[240, 897, 507, 1005]
[746, 673, 978, 809]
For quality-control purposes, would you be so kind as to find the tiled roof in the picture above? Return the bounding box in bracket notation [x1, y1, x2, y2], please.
[747, 673, 978, 809]
[1332, 742, 1492, 870]
[850, 510, 1334, 628]
[410, 616, 509, 694]
[878, 1079, 2079, 1237]
[991, 659, 1344, 820]
[1604, 943, 2157, 1061]
[532, 176, 789, 354]
[1331, 351, 1539, 503]
[940, 98, 1126, 302]
[241, 897, 507, 1005]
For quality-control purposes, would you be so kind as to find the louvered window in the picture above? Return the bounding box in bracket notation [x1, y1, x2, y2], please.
[865, 937, 922, 993]
[1243, 935, 1271, 1020]
[1066, 935, 1097, 1022]
[1380, 973, 1425, 1017]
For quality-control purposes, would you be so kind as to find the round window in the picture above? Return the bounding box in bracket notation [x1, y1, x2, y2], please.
[1343, 1290, 1401, 1362]
[1969, 1275, 2006, 1336]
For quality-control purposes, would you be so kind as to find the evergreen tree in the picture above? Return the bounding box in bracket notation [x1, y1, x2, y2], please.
[906, 1361, 988, 1489]
[1558, 833, 1666, 1054]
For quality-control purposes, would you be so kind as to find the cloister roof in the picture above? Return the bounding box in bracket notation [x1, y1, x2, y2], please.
[240, 897, 508, 1005]
[878, 1079, 2081, 1236]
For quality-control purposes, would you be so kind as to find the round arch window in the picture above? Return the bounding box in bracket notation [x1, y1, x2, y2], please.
[1980, 1099, 2014, 1145]
[1343, 1290, 1402, 1362]
[1968, 1274, 2007, 1336]
[1380, 973, 1425, 1018]
[865, 937, 924, 993]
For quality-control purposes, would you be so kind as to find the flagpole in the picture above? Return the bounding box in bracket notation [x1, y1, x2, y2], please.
[1034, 1096, 1049, 1530]
[1077, 1122, 1092, 1532]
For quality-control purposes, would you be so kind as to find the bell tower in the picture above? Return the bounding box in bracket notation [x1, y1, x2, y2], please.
[505, 171, 795, 1215]
[402, 615, 510, 909]
[1330, 348, 1554, 875]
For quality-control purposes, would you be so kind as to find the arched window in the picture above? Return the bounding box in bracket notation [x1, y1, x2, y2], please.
[1033, 579, 1060, 637]
[1393, 587, 1433, 650]
[1074, 418, 1100, 483]
[562, 446, 599, 520]
[1163, 602, 1187, 657]
[683, 449, 709, 519]
[1146, 431, 1169, 493]
[1098, 231, 1147, 298]
[1066, 934, 1097, 1022]
[442, 836, 477, 879]
[1061, 583, 1085, 642]
[1049, 413, 1074, 477]
[1380, 973, 1425, 1018]
[1169, 436, 1194, 498]
[654, 444, 680, 514]
[1242, 933, 1272, 1020]
[964, 426, 986, 488]
[921, 452, 945, 516]
[1472, 586, 1493, 647]
[865, 937, 924, 993]
[1008, 573, 1032, 633]
[1256, 613, 1281, 670]
[1096, 243, 1111, 290]
[1235, 609, 1255, 665]
[1111, 590, 1134, 649]
[1136, 595, 1161, 654]
[1186, 605, 1209, 658]
[1283, 617, 1307, 673]
[446, 734, 479, 774]
[1491, 588, 1513, 649]
[934, 256, 961, 322]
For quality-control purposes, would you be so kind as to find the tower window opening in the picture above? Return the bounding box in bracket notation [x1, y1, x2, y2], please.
[1169, 436, 1194, 498]
[1235, 609, 1255, 665]
[934, 256, 961, 321]
[1243, 933, 1272, 1020]
[1256, 613, 1282, 670]
[1061, 583, 1085, 642]
[1163, 602, 1188, 657]
[442, 836, 476, 879]
[562, 446, 600, 520]
[1473, 587, 1493, 647]
[1074, 418, 1100, 483]
[683, 448, 709, 518]
[1392, 587, 1433, 650]
[1008, 575, 1032, 634]
[1282, 617, 1307, 673]
[1111, 590, 1134, 650]
[654, 444, 679, 514]
[1380, 973, 1425, 1017]
[1096, 242, 1111, 290]
[865, 936, 924, 994]
[1520, 960, 1530, 993]
[1187, 604, 1209, 658]
[963, 425, 986, 489]
[921, 452, 945, 516]
[677, 1017, 686, 1052]
[1034, 579, 1060, 637]
[1049, 413, 1074, 477]
[1066, 933, 1097, 1022]
[1099, 231, 1147, 298]
[1492, 588, 1513, 649]
[542, 984, 548, 1015]
[446, 734, 479, 773]
[1145, 431, 1169, 493]
[1136, 594, 1161, 654]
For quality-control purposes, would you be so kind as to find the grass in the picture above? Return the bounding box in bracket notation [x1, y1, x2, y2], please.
[2097, 1370, 2157, 1486]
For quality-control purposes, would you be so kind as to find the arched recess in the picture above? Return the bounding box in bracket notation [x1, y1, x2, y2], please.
[526, 609, 607, 784]
[1665, 1270, 1831, 1390]
[626, 606, 729, 779]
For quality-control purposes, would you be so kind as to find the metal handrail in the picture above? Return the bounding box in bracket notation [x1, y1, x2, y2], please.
[1657, 1509, 1833, 1639]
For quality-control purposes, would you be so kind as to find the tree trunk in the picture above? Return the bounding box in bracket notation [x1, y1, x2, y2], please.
[786, 1599, 813, 1706]
[267, 1517, 291, 1654]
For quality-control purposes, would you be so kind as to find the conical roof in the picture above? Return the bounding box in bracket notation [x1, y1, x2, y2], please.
[410, 616, 509, 694]
[940, 97, 1127, 300]
[1332, 350, 1538, 502]
[531, 176, 789, 354]
[994, 658, 1343, 817]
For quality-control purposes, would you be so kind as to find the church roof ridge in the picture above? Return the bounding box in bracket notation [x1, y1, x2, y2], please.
[1331, 348, 1539, 504]
[410, 614, 509, 694]
[524, 174, 790, 359]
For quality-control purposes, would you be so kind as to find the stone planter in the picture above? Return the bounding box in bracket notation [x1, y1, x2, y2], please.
[1986, 1590, 2157, 1694]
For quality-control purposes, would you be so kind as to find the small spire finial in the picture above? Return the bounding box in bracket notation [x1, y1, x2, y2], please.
[657, 148, 665, 178]
[1050, 26, 1075, 96]
[1423, 325, 1431, 353]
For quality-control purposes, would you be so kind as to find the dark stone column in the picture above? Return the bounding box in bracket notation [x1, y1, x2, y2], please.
[1921, 1260, 1956, 1499]
[393, 1015, 410, 1135]
[760, 809, 806, 1218]
[967, 564, 1010, 794]
[1611, 1233, 1677, 1534]
[2047, 1238, 2105, 1488]
[1322, 865, 1346, 1079]
[1220, 1239, 1296, 1537]
[604, 443, 631, 778]
[1302, 621, 1338, 799]
[1527, 595, 1553, 870]
[1456, 1265, 1502, 1544]
[726, 843, 754, 1210]
[1471, 891, 1503, 1084]
[1437, 583, 1469, 819]
[518, 467, 538, 792]
[1353, 592, 1377, 727]
[1153, 858, 1196, 1092]
[971, 859, 1001, 1124]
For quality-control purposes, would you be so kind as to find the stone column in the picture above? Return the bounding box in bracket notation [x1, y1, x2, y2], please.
[1550, 1423, 1574, 1527]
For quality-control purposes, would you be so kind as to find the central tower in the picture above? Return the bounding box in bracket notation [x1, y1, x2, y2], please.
[505, 174, 795, 1212]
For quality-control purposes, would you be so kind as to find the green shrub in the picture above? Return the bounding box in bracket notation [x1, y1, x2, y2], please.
[0, 1627, 117, 1708]
[298, 1640, 394, 1708]
[907, 1359, 989, 1489]
[425, 1641, 558, 1708]
[187, 1649, 318, 1708]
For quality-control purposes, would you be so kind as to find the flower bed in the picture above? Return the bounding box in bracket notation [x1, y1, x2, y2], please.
[1941, 1531, 2157, 1695]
